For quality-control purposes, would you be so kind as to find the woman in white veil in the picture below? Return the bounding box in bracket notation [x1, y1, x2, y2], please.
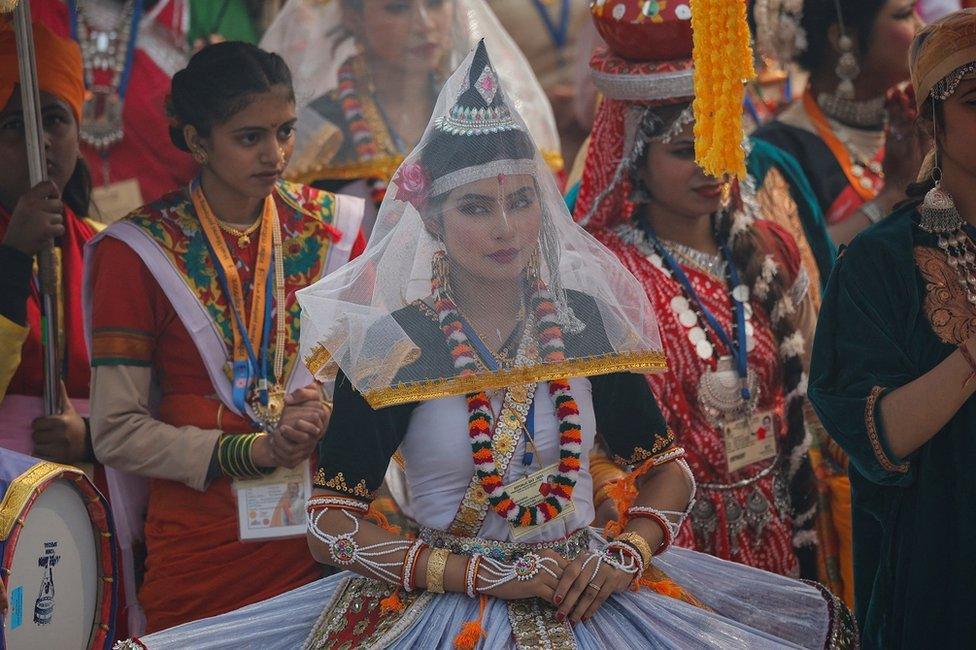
[261, 0, 563, 232]
[124, 41, 854, 650]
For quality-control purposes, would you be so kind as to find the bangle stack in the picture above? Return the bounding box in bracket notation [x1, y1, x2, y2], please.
[218, 433, 275, 479]
[425, 547, 451, 594]
[401, 539, 427, 592]
[613, 531, 652, 568]
[626, 507, 678, 556]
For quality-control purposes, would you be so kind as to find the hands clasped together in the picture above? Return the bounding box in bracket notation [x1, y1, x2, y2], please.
[477, 544, 643, 624]
[251, 385, 331, 469]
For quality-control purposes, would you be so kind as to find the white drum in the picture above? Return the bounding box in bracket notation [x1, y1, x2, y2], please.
[0, 450, 118, 649]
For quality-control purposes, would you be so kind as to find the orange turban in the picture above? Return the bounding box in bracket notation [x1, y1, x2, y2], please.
[0, 19, 84, 123]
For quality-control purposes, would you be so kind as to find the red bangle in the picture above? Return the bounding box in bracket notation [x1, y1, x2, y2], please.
[627, 511, 673, 555]
[409, 543, 427, 592]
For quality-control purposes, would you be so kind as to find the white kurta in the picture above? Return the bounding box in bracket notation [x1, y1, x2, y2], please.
[400, 377, 596, 542]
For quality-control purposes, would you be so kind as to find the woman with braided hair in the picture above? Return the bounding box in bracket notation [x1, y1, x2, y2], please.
[574, 6, 825, 582]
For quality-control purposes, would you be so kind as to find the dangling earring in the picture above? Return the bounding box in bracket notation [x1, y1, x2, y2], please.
[192, 147, 209, 165]
[918, 98, 976, 304]
[832, 1, 859, 100]
[919, 97, 963, 234]
[431, 248, 450, 294]
[526, 247, 541, 284]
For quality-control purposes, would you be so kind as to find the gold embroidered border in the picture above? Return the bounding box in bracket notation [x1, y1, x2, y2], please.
[360, 351, 668, 408]
[865, 386, 910, 474]
[507, 598, 578, 650]
[610, 428, 678, 466]
[0, 461, 83, 540]
[313, 468, 375, 499]
[301, 576, 433, 650]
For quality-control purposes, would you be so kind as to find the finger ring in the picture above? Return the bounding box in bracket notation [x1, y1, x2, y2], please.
[586, 583, 601, 592]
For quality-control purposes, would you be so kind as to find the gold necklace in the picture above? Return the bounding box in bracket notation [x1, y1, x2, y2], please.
[216, 217, 262, 248]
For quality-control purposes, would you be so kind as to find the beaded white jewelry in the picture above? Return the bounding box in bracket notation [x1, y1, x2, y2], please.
[475, 552, 560, 592]
[306, 509, 412, 584]
[402, 539, 427, 592]
[465, 555, 482, 598]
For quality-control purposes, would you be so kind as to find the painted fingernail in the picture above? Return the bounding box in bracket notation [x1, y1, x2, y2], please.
[556, 612, 565, 622]
[554, 595, 563, 604]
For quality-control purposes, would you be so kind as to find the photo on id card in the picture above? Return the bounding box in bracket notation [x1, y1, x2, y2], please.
[235, 460, 311, 541]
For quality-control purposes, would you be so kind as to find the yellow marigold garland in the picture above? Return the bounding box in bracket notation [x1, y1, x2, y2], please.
[690, 0, 756, 178]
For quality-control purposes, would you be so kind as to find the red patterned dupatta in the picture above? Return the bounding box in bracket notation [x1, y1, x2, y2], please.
[591, 223, 803, 576]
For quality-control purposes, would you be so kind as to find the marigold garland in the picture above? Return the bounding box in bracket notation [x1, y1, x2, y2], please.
[690, 0, 755, 178]
[432, 257, 582, 528]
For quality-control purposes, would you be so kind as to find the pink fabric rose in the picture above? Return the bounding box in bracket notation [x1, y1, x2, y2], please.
[392, 161, 430, 211]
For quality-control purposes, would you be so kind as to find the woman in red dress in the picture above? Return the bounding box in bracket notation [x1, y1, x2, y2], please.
[575, 14, 821, 579]
[86, 42, 364, 632]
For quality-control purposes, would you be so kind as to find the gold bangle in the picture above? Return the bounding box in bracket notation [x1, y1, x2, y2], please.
[615, 531, 653, 567]
[425, 547, 450, 594]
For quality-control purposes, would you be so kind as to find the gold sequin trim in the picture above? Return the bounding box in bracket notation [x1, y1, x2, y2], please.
[313, 468, 375, 499]
[865, 386, 910, 474]
[611, 428, 677, 466]
[0, 461, 82, 539]
[305, 343, 334, 378]
[507, 598, 578, 650]
[361, 350, 668, 408]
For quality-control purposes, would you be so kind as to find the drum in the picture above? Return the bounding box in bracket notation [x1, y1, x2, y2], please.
[0, 449, 118, 649]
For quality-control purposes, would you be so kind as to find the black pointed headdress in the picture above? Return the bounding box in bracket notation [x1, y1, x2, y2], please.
[421, 40, 537, 198]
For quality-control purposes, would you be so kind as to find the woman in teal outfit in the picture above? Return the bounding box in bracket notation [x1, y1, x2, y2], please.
[809, 10, 976, 648]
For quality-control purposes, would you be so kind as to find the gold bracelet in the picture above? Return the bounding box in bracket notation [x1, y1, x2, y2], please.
[615, 531, 653, 567]
[425, 547, 451, 594]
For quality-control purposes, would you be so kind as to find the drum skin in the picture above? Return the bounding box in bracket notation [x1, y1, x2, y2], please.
[0, 449, 118, 649]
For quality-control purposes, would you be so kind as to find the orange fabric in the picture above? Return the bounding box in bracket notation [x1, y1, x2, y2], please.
[0, 19, 84, 122]
[802, 91, 879, 204]
[142, 393, 320, 633]
[826, 474, 855, 608]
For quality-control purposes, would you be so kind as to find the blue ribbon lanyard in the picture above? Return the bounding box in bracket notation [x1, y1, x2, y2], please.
[203, 236, 274, 414]
[640, 221, 752, 400]
[457, 316, 538, 466]
[69, 0, 144, 101]
[531, 0, 571, 50]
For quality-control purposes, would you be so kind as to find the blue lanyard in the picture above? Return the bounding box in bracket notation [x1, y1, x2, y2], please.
[202, 234, 275, 414]
[640, 220, 752, 400]
[69, 0, 144, 100]
[531, 0, 571, 50]
[457, 316, 538, 466]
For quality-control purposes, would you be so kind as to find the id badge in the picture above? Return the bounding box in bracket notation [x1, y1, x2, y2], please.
[234, 460, 311, 541]
[91, 178, 143, 224]
[505, 463, 576, 540]
[722, 410, 778, 474]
